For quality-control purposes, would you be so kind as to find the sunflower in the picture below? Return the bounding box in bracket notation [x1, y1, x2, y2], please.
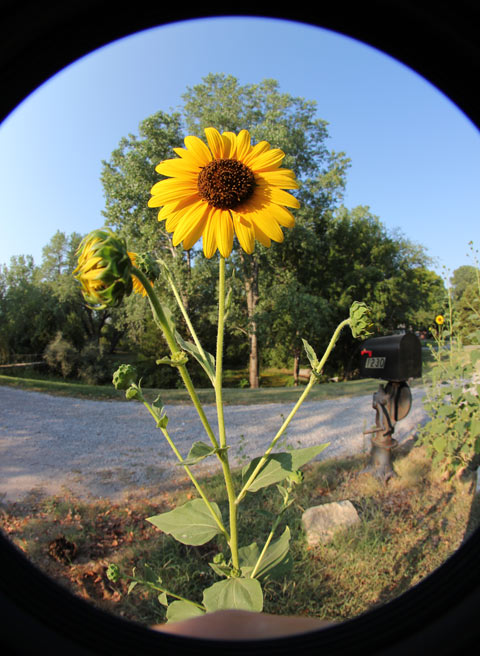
[435, 315, 445, 325]
[73, 229, 133, 308]
[148, 127, 300, 258]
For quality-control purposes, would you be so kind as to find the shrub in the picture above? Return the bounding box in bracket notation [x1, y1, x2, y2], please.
[417, 273, 480, 477]
[44, 332, 79, 378]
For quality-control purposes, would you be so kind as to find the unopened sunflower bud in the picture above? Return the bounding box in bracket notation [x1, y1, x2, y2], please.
[112, 364, 138, 390]
[106, 563, 120, 583]
[134, 252, 160, 282]
[125, 386, 143, 401]
[156, 352, 189, 367]
[349, 301, 374, 339]
[73, 229, 133, 308]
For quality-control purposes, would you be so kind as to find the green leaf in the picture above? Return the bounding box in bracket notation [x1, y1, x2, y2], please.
[180, 441, 218, 466]
[254, 527, 292, 580]
[239, 527, 292, 581]
[127, 581, 138, 595]
[208, 561, 233, 578]
[471, 419, 480, 438]
[147, 499, 223, 546]
[175, 331, 216, 384]
[238, 542, 260, 577]
[158, 592, 168, 606]
[166, 600, 205, 623]
[202, 577, 263, 613]
[242, 444, 329, 493]
[433, 435, 447, 453]
[151, 395, 169, 428]
[302, 339, 319, 371]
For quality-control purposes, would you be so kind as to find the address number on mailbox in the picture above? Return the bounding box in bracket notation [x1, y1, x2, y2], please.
[364, 357, 386, 369]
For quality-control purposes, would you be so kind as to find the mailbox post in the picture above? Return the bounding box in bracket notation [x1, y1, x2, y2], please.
[359, 333, 422, 481]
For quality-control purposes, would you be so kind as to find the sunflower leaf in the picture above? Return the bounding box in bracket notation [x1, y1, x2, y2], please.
[166, 600, 205, 623]
[175, 331, 216, 384]
[147, 499, 223, 546]
[202, 577, 263, 613]
[179, 441, 217, 466]
[242, 444, 329, 493]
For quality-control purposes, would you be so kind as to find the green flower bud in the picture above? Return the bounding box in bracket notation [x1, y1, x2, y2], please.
[349, 301, 374, 339]
[156, 352, 189, 367]
[106, 563, 120, 582]
[73, 228, 133, 309]
[112, 364, 138, 390]
[133, 252, 161, 282]
[125, 386, 142, 401]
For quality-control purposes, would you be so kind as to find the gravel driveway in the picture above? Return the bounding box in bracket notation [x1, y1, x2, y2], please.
[0, 385, 428, 503]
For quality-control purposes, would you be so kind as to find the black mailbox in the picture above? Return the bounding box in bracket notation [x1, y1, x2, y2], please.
[359, 333, 422, 382]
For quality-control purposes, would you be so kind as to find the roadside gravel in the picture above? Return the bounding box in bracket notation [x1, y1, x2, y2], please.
[0, 385, 428, 503]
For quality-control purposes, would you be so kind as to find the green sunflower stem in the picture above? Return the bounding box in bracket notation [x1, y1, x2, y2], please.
[142, 400, 229, 542]
[236, 318, 351, 504]
[132, 266, 220, 451]
[250, 513, 282, 580]
[163, 263, 209, 368]
[214, 255, 240, 572]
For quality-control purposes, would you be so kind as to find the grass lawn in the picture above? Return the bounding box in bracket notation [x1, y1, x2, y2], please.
[1, 442, 478, 628]
[0, 372, 383, 405]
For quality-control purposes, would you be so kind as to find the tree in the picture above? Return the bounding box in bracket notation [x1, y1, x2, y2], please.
[450, 265, 478, 302]
[182, 74, 350, 386]
[451, 263, 480, 344]
[0, 255, 59, 360]
[101, 111, 185, 257]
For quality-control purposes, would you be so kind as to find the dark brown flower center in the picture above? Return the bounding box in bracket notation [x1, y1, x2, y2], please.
[197, 159, 255, 210]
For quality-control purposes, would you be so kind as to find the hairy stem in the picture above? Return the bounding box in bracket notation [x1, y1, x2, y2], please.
[214, 256, 239, 571]
[236, 318, 351, 504]
[143, 400, 229, 542]
[132, 266, 219, 451]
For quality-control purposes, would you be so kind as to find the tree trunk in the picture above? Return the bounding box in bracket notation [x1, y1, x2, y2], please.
[242, 254, 260, 389]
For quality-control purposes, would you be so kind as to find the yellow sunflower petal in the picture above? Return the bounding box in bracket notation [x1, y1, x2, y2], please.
[269, 205, 296, 228]
[165, 208, 187, 232]
[149, 179, 199, 206]
[242, 141, 271, 167]
[184, 135, 213, 166]
[182, 211, 210, 250]
[250, 209, 284, 243]
[235, 130, 252, 161]
[155, 157, 200, 177]
[252, 222, 271, 248]
[222, 132, 237, 159]
[232, 213, 255, 254]
[260, 186, 300, 209]
[202, 207, 220, 259]
[205, 127, 225, 159]
[256, 170, 299, 189]
[248, 148, 286, 172]
[173, 202, 210, 249]
[216, 209, 234, 258]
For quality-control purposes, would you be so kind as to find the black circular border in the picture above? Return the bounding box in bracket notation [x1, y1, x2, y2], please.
[1, 3, 480, 654]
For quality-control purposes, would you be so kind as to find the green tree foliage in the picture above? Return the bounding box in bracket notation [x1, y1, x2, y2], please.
[101, 111, 185, 255]
[450, 264, 478, 302]
[450, 254, 480, 345]
[0, 255, 59, 361]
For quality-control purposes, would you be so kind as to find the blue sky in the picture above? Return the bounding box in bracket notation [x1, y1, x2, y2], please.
[1, 15, 479, 280]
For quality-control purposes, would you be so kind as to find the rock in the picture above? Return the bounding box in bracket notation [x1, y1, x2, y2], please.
[302, 500, 360, 546]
